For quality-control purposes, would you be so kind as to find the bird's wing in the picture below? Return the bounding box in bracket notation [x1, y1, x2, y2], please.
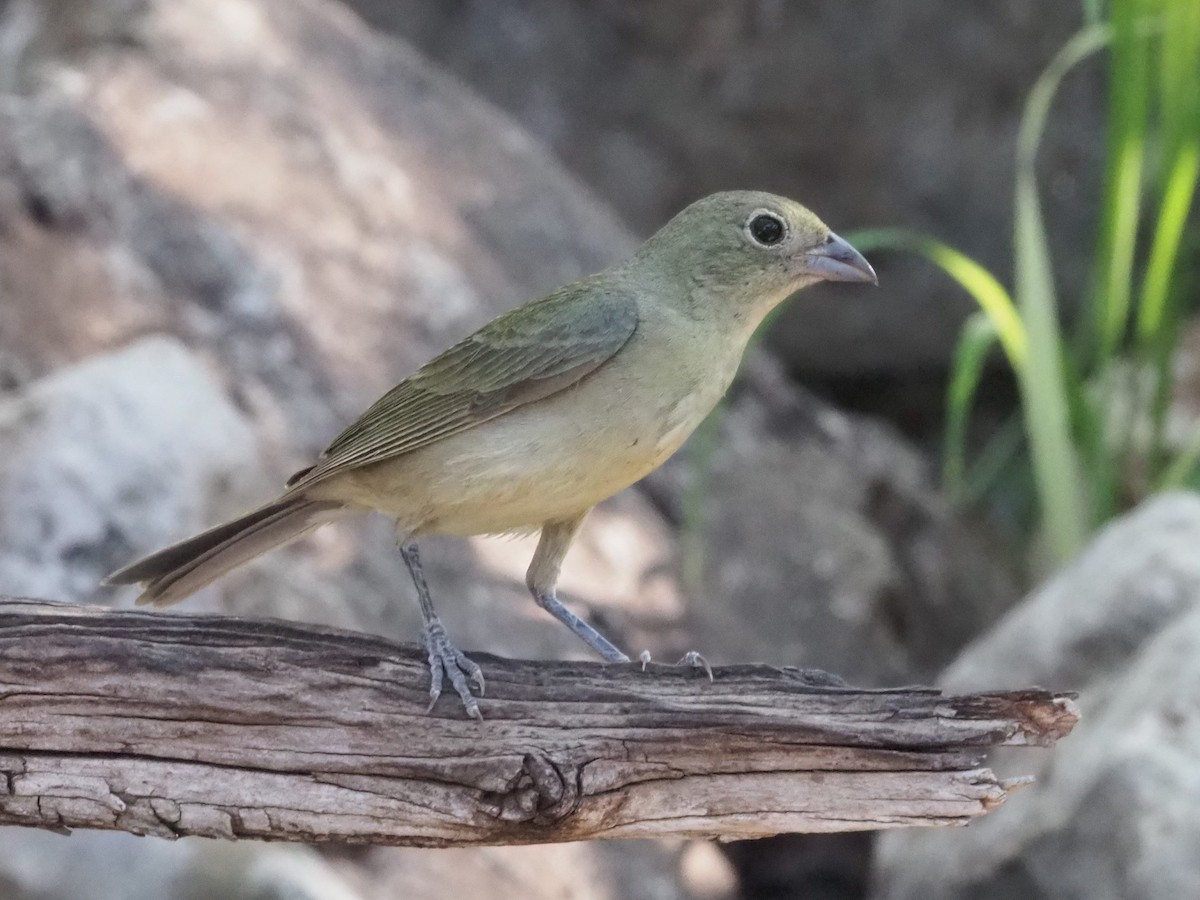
[286, 282, 639, 489]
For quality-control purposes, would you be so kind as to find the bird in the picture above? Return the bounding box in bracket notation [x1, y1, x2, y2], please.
[105, 190, 877, 719]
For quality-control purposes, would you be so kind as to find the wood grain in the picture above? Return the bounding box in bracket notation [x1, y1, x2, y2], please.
[0, 598, 1078, 845]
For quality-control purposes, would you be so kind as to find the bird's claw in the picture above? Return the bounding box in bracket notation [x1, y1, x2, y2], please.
[637, 648, 714, 680]
[420, 619, 485, 720]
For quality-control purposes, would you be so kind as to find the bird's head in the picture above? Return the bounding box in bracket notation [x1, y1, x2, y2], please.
[631, 190, 876, 320]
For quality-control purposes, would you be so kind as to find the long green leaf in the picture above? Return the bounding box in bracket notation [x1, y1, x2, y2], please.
[1013, 24, 1115, 560]
[1136, 147, 1200, 341]
[1091, 0, 1150, 364]
[957, 416, 1027, 510]
[1013, 179, 1088, 559]
[943, 313, 1001, 500]
[1142, 0, 1200, 479]
[848, 229, 1027, 371]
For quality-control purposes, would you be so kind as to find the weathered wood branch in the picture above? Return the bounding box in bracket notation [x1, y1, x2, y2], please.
[0, 597, 1078, 845]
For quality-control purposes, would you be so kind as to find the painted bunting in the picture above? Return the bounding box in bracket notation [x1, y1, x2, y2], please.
[106, 190, 876, 719]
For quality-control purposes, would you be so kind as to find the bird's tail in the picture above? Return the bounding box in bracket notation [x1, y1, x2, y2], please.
[104, 495, 347, 607]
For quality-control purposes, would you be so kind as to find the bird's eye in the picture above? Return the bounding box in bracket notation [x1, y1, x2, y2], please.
[748, 212, 786, 247]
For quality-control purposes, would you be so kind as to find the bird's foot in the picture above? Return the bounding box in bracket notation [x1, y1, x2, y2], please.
[420, 619, 485, 720]
[638, 649, 714, 681]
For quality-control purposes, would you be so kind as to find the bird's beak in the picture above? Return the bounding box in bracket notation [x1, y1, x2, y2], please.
[804, 232, 878, 285]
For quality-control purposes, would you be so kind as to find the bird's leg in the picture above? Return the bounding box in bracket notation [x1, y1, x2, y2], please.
[398, 537, 485, 720]
[527, 513, 630, 663]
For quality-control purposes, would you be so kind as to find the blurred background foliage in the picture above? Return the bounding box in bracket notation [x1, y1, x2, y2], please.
[856, 0, 1200, 567]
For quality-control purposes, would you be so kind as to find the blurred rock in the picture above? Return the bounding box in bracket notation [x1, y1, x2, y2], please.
[0, 0, 147, 92]
[678, 841, 738, 900]
[340, 0, 1103, 379]
[873, 492, 1200, 900]
[0, 833, 682, 900]
[0, 0, 642, 649]
[0, 829, 205, 900]
[327, 842, 693, 900]
[0, 336, 261, 604]
[939, 492, 1200, 693]
[647, 353, 1016, 683]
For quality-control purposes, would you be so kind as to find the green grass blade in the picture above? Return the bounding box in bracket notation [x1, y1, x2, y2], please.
[1012, 24, 1114, 560]
[957, 415, 1027, 510]
[1156, 0, 1200, 150]
[1091, 0, 1151, 363]
[1136, 145, 1200, 341]
[1136, 0, 1199, 343]
[1141, 0, 1200, 479]
[846, 229, 1035, 511]
[1008, 24, 1118, 561]
[1017, 25, 1113, 170]
[943, 313, 1000, 500]
[848, 229, 1027, 372]
[1013, 176, 1089, 560]
[1137, 143, 1199, 476]
[1063, 347, 1123, 524]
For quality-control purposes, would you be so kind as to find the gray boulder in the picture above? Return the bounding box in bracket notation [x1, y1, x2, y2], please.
[873, 493, 1200, 900]
[0, 0, 642, 649]
[0, 337, 260, 605]
[647, 353, 1016, 683]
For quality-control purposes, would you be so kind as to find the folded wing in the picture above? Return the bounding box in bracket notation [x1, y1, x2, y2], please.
[287, 282, 639, 489]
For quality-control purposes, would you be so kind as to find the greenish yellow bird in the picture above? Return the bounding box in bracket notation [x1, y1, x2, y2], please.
[106, 190, 876, 719]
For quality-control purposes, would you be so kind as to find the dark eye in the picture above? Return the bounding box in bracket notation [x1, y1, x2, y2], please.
[748, 213, 786, 246]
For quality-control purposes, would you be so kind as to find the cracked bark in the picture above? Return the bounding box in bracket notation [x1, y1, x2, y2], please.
[0, 598, 1079, 845]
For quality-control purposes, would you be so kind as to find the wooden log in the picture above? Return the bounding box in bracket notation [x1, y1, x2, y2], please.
[0, 597, 1078, 845]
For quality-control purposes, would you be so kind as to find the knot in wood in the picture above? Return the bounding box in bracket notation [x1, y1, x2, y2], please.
[481, 752, 579, 825]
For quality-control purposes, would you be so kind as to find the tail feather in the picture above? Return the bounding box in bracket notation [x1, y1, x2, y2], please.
[105, 496, 347, 607]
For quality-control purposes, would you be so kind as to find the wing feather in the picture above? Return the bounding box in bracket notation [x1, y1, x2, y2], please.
[287, 282, 638, 489]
